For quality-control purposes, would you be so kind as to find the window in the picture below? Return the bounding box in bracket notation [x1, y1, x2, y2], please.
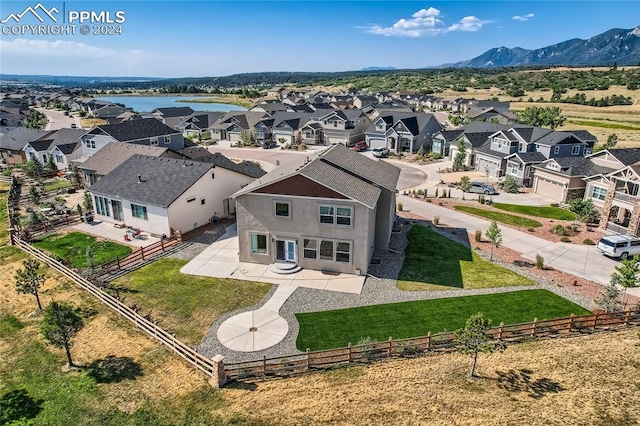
[571, 145, 580, 155]
[131, 204, 148, 220]
[85, 139, 96, 149]
[250, 233, 268, 254]
[303, 238, 317, 259]
[150, 138, 158, 146]
[164, 135, 171, 144]
[590, 186, 607, 201]
[336, 242, 351, 263]
[55, 154, 63, 163]
[95, 195, 110, 217]
[275, 201, 290, 218]
[553, 146, 560, 155]
[319, 205, 352, 226]
[507, 162, 519, 175]
[319, 240, 333, 261]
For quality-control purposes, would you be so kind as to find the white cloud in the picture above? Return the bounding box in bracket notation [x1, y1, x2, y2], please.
[364, 7, 488, 37]
[512, 13, 534, 21]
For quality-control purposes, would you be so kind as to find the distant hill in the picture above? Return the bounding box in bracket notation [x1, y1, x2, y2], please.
[448, 27, 640, 68]
[0, 74, 164, 85]
[360, 66, 397, 71]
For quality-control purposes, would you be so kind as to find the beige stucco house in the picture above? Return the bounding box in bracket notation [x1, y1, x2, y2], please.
[231, 144, 400, 276]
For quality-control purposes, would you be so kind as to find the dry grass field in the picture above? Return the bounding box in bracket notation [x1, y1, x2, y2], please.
[2, 247, 639, 425]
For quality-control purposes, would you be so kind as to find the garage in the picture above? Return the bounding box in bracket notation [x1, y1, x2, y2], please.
[476, 157, 500, 178]
[533, 175, 567, 202]
[367, 136, 386, 150]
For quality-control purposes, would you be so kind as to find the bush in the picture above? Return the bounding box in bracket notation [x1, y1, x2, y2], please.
[527, 228, 535, 232]
[501, 175, 520, 193]
[478, 194, 485, 204]
[551, 224, 566, 236]
[560, 236, 571, 243]
[397, 203, 403, 212]
[474, 230, 482, 242]
[433, 216, 440, 225]
[535, 254, 545, 269]
[583, 239, 595, 245]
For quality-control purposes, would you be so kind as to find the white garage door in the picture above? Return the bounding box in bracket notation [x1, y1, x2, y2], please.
[534, 176, 566, 202]
[367, 137, 386, 150]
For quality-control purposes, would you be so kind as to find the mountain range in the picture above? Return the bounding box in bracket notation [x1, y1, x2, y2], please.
[447, 27, 640, 68]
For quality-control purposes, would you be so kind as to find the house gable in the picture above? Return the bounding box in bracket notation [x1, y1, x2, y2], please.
[254, 174, 349, 200]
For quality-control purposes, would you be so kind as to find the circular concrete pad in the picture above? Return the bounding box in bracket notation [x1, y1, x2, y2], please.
[217, 311, 289, 352]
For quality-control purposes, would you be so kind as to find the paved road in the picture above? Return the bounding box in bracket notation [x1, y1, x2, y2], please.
[208, 144, 426, 190]
[37, 108, 81, 130]
[398, 195, 640, 298]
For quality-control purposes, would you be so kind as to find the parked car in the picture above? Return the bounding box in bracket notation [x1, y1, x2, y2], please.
[351, 141, 367, 152]
[467, 181, 497, 195]
[596, 235, 640, 260]
[70, 123, 77, 128]
[372, 147, 390, 158]
[261, 140, 276, 149]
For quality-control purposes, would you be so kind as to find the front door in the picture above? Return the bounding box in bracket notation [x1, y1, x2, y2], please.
[111, 200, 124, 221]
[275, 239, 296, 263]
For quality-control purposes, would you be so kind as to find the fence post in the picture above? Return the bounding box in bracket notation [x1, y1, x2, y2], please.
[426, 332, 431, 351]
[8, 228, 15, 246]
[498, 322, 505, 340]
[117, 257, 121, 270]
[161, 238, 165, 251]
[209, 355, 227, 388]
[568, 314, 575, 333]
[262, 355, 267, 377]
[347, 342, 352, 363]
[140, 246, 145, 260]
[177, 231, 183, 242]
[624, 310, 631, 325]
[387, 337, 393, 357]
[531, 318, 538, 337]
[306, 348, 311, 370]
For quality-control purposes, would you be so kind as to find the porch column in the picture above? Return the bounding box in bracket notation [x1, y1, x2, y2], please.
[599, 181, 616, 231]
[627, 199, 640, 236]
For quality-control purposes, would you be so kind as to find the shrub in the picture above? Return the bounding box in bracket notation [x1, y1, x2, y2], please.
[485, 197, 493, 206]
[426, 199, 432, 203]
[560, 236, 571, 243]
[474, 230, 482, 242]
[535, 254, 545, 269]
[417, 189, 424, 196]
[583, 239, 595, 245]
[397, 203, 403, 211]
[433, 216, 440, 225]
[551, 224, 566, 235]
[501, 175, 520, 193]
[478, 194, 485, 204]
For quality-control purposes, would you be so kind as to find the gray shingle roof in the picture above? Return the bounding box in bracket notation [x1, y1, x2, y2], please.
[606, 148, 640, 166]
[89, 155, 213, 208]
[77, 142, 177, 175]
[232, 144, 399, 208]
[0, 128, 53, 151]
[536, 156, 615, 177]
[94, 118, 180, 142]
[188, 152, 267, 179]
[506, 152, 547, 163]
[151, 107, 195, 118]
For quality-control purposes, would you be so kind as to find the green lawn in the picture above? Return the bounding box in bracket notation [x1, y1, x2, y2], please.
[33, 232, 132, 268]
[566, 119, 640, 131]
[42, 179, 72, 192]
[454, 205, 542, 228]
[493, 203, 577, 220]
[295, 289, 590, 351]
[112, 258, 271, 345]
[398, 225, 535, 290]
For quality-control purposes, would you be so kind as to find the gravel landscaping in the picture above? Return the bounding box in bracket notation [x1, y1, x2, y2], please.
[197, 219, 598, 364]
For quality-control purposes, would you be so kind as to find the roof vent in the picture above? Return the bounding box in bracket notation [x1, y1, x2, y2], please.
[138, 175, 143, 183]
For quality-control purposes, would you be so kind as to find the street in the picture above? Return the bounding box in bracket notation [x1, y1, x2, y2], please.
[36, 107, 81, 131]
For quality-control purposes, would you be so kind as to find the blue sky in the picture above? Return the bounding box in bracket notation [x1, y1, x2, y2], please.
[1, 1, 638, 77]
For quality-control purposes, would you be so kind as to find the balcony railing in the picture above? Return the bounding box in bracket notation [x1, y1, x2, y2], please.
[606, 222, 629, 234]
[613, 191, 637, 204]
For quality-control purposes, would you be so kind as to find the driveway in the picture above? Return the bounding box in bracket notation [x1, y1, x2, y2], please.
[37, 108, 80, 130]
[398, 195, 640, 298]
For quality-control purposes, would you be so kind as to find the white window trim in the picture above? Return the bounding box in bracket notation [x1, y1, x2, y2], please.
[553, 146, 560, 155]
[318, 204, 353, 227]
[274, 200, 291, 219]
[571, 145, 580, 156]
[303, 237, 352, 263]
[250, 232, 269, 255]
[131, 203, 148, 220]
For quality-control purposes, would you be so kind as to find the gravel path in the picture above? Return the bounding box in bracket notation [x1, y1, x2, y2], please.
[197, 219, 596, 364]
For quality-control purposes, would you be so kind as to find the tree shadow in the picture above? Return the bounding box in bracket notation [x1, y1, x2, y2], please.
[87, 356, 143, 383]
[225, 380, 258, 391]
[496, 369, 563, 399]
[0, 388, 44, 423]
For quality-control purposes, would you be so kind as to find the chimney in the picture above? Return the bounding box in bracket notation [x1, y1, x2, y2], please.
[138, 175, 142, 183]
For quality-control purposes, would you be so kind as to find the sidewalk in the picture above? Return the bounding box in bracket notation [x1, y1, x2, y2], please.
[398, 195, 640, 298]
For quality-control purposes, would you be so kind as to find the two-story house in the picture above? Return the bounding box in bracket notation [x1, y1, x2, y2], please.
[210, 111, 267, 143]
[231, 143, 400, 276]
[318, 110, 370, 146]
[365, 112, 442, 153]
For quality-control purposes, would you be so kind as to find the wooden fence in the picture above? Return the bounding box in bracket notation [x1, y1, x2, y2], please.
[11, 238, 220, 383]
[224, 310, 640, 381]
[94, 234, 182, 279]
[0, 175, 12, 184]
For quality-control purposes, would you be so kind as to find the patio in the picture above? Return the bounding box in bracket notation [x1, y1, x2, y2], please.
[72, 220, 161, 248]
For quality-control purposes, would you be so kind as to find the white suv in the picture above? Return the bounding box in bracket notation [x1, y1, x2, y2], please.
[596, 235, 640, 260]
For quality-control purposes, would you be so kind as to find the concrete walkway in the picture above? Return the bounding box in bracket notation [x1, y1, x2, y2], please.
[216, 285, 296, 352]
[398, 195, 640, 298]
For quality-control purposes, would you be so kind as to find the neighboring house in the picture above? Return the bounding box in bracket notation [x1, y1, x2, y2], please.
[210, 111, 267, 142]
[151, 107, 196, 124]
[33, 128, 87, 170]
[88, 154, 263, 236]
[530, 157, 611, 203]
[23, 140, 54, 165]
[467, 107, 515, 125]
[366, 112, 443, 153]
[503, 152, 547, 186]
[0, 128, 51, 165]
[77, 118, 185, 162]
[93, 104, 131, 120]
[431, 129, 464, 158]
[231, 143, 400, 276]
[448, 130, 497, 168]
[77, 141, 185, 186]
[318, 110, 370, 146]
[177, 112, 224, 138]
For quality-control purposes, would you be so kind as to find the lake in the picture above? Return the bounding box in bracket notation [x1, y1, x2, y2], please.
[96, 96, 246, 113]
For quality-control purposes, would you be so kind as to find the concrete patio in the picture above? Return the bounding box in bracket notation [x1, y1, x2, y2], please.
[180, 224, 366, 294]
[72, 220, 161, 248]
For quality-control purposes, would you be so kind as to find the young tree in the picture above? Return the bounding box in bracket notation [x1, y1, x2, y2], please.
[28, 185, 40, 204]
[485, 221, 502, 261]
[41, 301, 84, 367]
[459, 175, 472, 192]
[23, 158, 42, 178]
[610, 255, 640, 309]
[454, 312, 504, 378]
[86, 246, 97, 278]
[83, 191, 93, 210]
[517, 106, 565, 129]
[604, 133, 618, 150]
[15, 259, 46, 310]
[501, 175, 519, 193]
[568, 198, 599, 224]
[45, 155, 57, 172]
[453, 140, 467, 171]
